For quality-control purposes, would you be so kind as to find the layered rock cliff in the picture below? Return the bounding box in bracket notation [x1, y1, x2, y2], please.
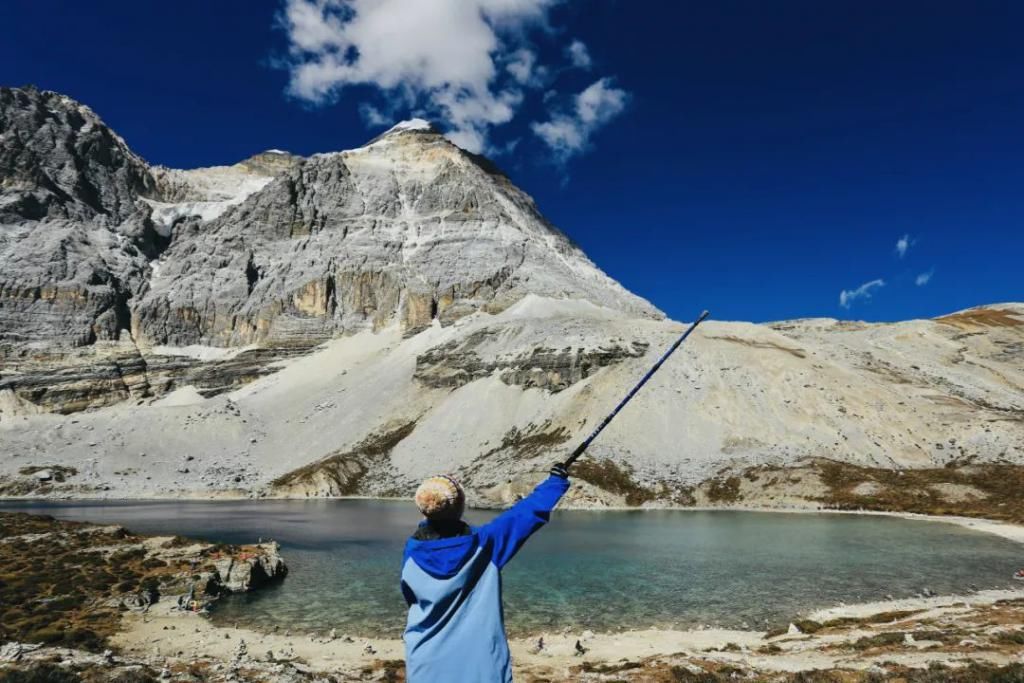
[0, 87, 658, 413]
[131, 118, 658, 349]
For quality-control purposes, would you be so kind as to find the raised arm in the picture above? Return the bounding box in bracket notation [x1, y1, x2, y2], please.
[477, 469, 570, 569]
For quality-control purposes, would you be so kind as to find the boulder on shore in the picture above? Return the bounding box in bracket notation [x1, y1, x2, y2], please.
[212, 542, 288, 592]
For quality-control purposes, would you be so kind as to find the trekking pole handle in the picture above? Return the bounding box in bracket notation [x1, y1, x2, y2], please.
[560, 310, 710, 470]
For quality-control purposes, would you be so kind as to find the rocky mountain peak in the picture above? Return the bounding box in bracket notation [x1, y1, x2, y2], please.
[382, 118, 440, 135]
[130, 112, 662, 346]
[238, 149, 304, 177]
[0, 85, 156, 224]
[1, 87, 660, 384]
[363, 118, 442, 146]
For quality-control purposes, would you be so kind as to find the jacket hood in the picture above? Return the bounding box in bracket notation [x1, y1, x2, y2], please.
[404, 530, 481, 579]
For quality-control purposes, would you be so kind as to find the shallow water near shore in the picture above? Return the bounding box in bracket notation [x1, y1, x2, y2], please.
[3, 499, 1021, 637]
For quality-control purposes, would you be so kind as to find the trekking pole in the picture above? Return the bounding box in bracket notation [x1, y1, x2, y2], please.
[561, 310, 710, 469]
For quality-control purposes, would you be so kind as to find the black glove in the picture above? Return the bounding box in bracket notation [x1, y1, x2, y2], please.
[550, 463, 569, 479]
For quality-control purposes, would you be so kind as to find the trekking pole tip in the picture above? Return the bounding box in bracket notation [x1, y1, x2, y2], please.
[698, 310, 710, 322]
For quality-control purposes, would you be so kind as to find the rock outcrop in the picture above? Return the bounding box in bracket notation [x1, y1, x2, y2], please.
[414, 328, 650, 391]
[212, 542, 288, 593]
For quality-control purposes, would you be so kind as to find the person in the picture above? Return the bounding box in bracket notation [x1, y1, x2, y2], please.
[400, 464, 571, 682]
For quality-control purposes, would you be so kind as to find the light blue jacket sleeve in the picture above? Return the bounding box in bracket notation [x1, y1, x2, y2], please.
[477, 475, 570, 569]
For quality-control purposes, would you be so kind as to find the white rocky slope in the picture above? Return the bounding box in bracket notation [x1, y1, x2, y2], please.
[1, 299, 1021, 503]
[1, 87, 1021, 506]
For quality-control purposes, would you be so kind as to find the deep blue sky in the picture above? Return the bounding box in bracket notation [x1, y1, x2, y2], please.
[2, 1, 1021, 322]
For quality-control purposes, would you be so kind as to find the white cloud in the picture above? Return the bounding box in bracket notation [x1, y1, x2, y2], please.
[278, 0, 617, 156]
[531, 78, 628, 161]
[566, 40, 591, 69]
[506, 48, 537, 85]
[915, 269, 934, 286]
[839, 278, 885, 309]
[358, 103, 389, 126]
[895, 234, 912, 258]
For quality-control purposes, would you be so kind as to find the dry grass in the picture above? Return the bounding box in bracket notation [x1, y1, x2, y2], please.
[0, 512, 260, 654]
[936, 308, 1024, 329]
[0, 514, 163, 651]
[481, 424, 571, 461]
[815, 459, 1024, 524]
[609, 661, 1024, 682]
[271, 420, 418, 494]
[848, 631, 905, 650]
[0, 662, 158, 683]
[573, 458, 655, 505]
[16, 466, 78, 482]
[360, 659, 406, 683]
[704, 476, 742, 504]
[821, 609, 926, 629]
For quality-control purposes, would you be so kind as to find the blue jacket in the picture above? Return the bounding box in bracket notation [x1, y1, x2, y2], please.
[401, 475, 570, 682]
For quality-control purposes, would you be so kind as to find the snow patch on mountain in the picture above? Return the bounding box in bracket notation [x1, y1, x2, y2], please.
[386, 118, 435, 133]
[144, 165, 275, 234]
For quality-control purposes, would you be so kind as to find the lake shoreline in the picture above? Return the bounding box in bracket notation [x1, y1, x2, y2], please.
[6, 492, 1024, 547]
[3, 507, 1023, 681]
[105, 502, 1024, 678]
[112, 586, 1024, 681]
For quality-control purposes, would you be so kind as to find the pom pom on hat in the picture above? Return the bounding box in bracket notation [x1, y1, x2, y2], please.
[415, 475, 465, 520]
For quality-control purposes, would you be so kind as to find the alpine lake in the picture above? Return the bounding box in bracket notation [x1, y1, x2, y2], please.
[2, 499, 1020, 638]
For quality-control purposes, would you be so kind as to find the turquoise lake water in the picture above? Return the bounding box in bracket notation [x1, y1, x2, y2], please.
[3, 500, 1020, 637]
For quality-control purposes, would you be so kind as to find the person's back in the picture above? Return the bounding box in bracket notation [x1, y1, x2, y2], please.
[401, 467, 570, 682]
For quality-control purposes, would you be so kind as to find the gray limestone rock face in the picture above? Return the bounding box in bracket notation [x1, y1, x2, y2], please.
[130, 126, 661, 348]
[0, 85, 156, 225]
[0, 216, 153, 360]
[0, 87, 163, 361]
[0, 340, 316, 413]
[1, 87, 661, 413]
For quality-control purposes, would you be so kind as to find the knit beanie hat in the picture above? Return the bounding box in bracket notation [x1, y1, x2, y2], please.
[414, 475, 465, 520]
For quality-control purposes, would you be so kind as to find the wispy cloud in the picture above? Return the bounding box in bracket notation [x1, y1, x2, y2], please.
[276, 0, 621, 156]
[531, 78, 629, 161]
[895, 234, 912, 258]
[566, 40, 591, 69]
[915, 269, 934, 286]
[358, 103, 389, 126]
[839, 278, 885, 309]
[506, 48, 539, 86]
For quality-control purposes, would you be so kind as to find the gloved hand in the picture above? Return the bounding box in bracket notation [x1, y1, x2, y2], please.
[549, 463, 570, 479]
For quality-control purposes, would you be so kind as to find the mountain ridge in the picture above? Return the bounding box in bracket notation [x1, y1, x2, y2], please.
[1, 86, 659, 352]
[1, 86, 1022, 509]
